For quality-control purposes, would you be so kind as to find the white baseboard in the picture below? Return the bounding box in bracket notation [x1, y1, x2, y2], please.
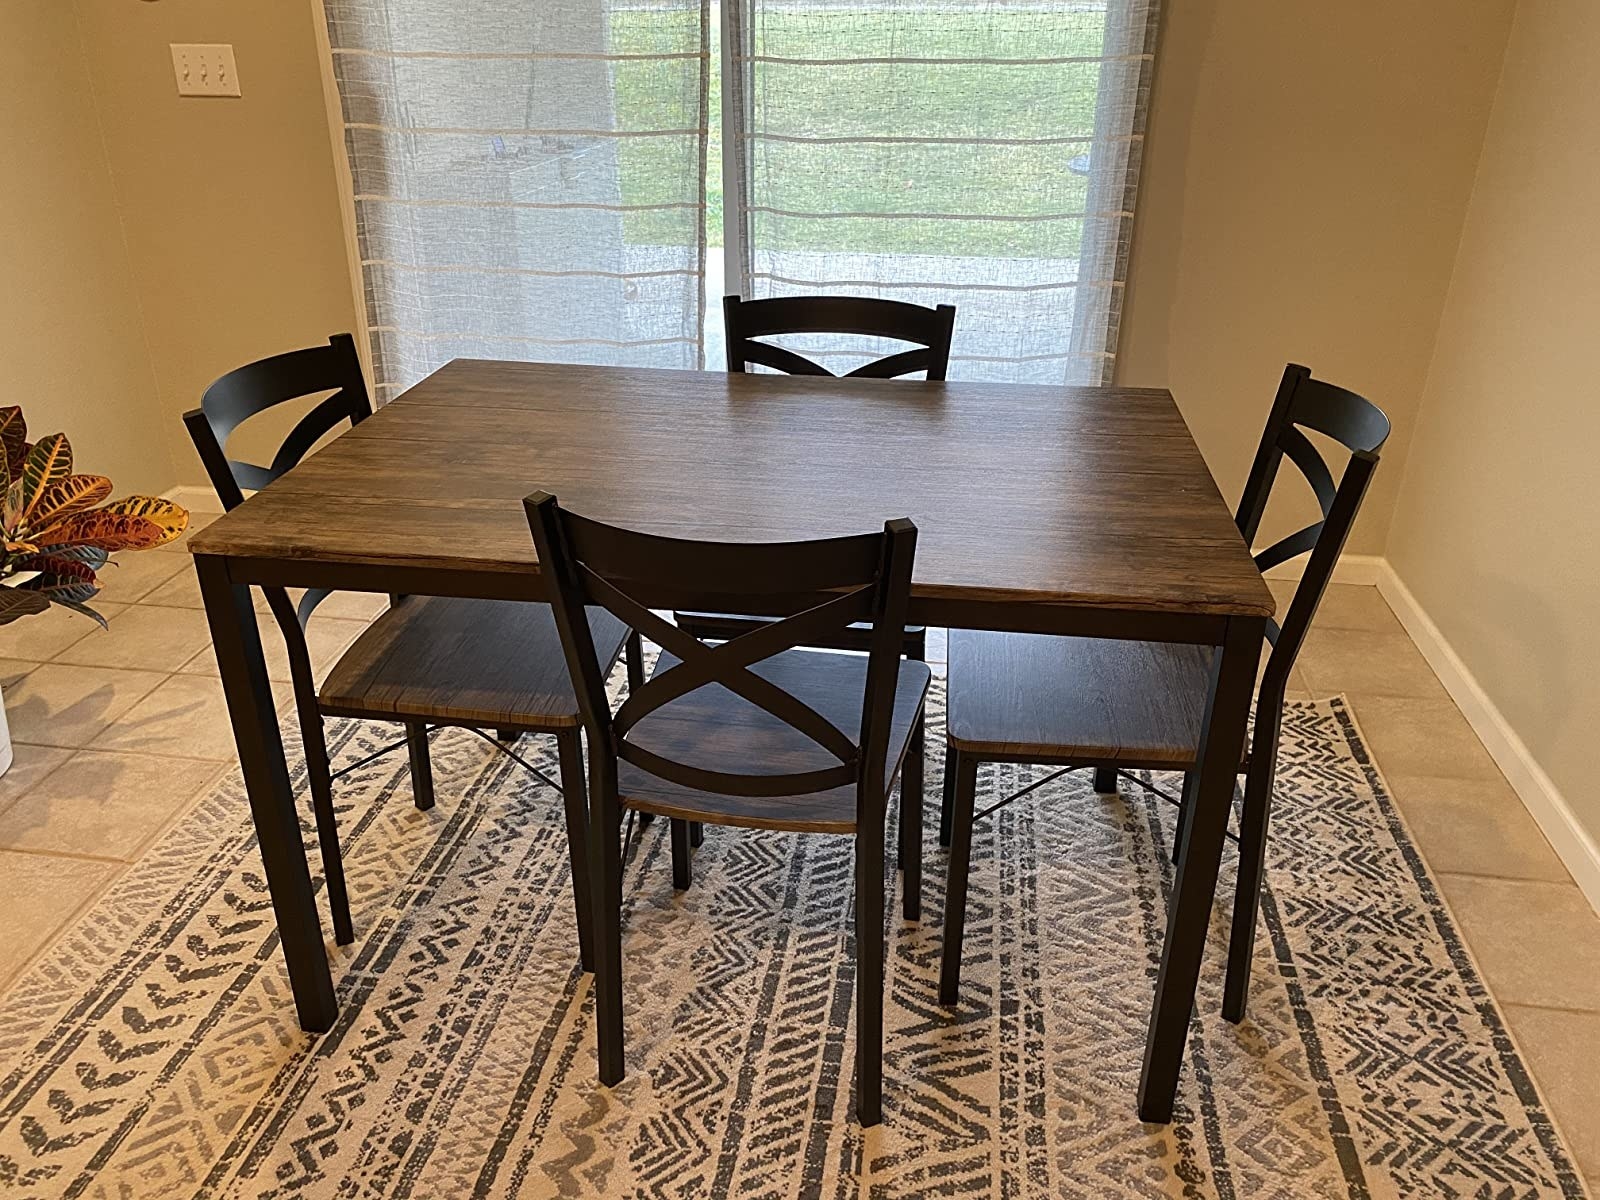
[1374, 560, 1600, 915]
[164, 484, 223, 514]
[1264, 552, 1386, 586]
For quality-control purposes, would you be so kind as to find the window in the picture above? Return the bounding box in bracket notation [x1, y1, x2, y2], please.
[322, 0, 1159, 399]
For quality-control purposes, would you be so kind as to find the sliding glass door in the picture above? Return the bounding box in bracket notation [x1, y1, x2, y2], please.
[321, 0, 1157, 396]
[323, 0, 709, 400]
[723, 0, 1158, 384]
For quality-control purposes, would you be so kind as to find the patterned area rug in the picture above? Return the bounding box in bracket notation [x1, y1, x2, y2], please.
[0, 684, 1586, 1198]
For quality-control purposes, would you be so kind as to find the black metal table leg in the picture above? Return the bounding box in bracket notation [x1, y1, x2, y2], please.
[196, 554, 337, 1033]
[1136, 615, 1262, 1123]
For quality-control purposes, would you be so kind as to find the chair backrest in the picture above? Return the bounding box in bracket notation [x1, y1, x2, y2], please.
[183, 333, 371, 511]
[525, 493, 918, 810]
[182, 334, 370, 640]
[1238, 364, 1390, 696]
[724, 295, 956, 380]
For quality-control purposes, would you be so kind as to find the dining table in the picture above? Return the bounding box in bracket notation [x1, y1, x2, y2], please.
[187, 358, 1274, 1124]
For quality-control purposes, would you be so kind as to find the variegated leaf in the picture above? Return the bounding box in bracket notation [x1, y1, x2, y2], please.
[0, 407, 26, 480]
[19, 556, 98, 596]
[2, 477, 23, 538]
[34, 511, 168, 552]
[31, 580, 99, 604]
[0, 586, 51, 627]
[24, 474, 112, 535]
[100, 495, 189, 545]
[38, 544, 110, 570]
[20, 433, 73, 521]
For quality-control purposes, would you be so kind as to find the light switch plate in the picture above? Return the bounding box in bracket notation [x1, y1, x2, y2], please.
[170, 44, 241, 97]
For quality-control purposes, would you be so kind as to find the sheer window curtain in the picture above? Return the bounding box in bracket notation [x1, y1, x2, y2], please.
[322, 0, 710, 401]
[322, 1, 1155, 395]
[722, 0, 1160, 385]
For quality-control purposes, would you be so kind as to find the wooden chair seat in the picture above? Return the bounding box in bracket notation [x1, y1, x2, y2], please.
[946, 630, 1247, 770]
[620, 648, 931, 833]
[320, 596, 630, 730]
[673, 611, 926, 658]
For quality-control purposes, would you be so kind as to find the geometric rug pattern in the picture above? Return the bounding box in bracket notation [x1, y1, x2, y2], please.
[0, 683, 1586, 1197]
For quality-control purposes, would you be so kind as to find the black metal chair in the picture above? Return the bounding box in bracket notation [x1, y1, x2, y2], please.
[526, 493, 929, 1126]
[723, 293, 956, 380]
[185, 334, 634, 966]
[938, 364, 1390, 1022]
[676, 294, 956, 666]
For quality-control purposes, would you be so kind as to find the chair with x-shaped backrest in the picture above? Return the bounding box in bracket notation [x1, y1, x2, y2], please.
[526, 492, 930, 1127]
[938, 363, 1390, 1022]
[186, 335, 633, 959]
[674, 294, 955, 683]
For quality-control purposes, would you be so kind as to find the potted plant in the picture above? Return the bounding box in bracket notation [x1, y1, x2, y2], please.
[0, 406, 188, 775]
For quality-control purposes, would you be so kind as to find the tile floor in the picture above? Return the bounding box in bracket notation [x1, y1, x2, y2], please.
[0, 531, 1595, 1190]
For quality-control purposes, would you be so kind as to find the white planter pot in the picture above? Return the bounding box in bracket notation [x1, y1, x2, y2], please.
[0, 686, 11, 778]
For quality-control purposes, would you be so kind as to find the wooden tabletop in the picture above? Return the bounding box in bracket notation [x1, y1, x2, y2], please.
[191, 360, 1272, 623]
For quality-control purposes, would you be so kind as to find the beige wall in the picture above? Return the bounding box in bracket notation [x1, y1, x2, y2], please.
[1119, 0, 1515, 553]
[0, 3, 172, 495]
[1388, 0, 1600, 839]
[72, 0, 359, 483]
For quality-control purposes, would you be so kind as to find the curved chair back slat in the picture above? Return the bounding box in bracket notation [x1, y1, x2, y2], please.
[724, 295, 956, 381]
[183, 334, 370, 510]
[1236, 363, 1390, 690]
[181, 335, 372, 645]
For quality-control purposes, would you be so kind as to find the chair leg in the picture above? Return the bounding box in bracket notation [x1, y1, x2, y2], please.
[939, 744, 961, 848]
[406, 722, 434, 811]
[939, 752, 981, 1006]
[1092, 766, 1118, 794]
[689, 821, 703, 847]
[670, 818, 692, 891]
[625, 630, 645, 691]
[1172, 772, 1195, 864]
[898, 710, 924, 921]
[555, 729, 595, 974]
[856, 812, 888, 1127]
[297, 701, 353, 945]
[588, 763, 627, 1086]
[1224, 724, 1280, 1023]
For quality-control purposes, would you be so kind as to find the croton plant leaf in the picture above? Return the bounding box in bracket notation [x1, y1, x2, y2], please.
[1, 478, 22, 537]
[40, 543, 110, 570]
[25, 474, 113, 535]
[0, 407, 25, 481]
[34, 511, 170, 552]
[0, 413, 187, 633]
[19, 433, 72, 522]
[99, 495, 189, 544]
[17, 560, 98, 604]
[0, 586, 51, 628]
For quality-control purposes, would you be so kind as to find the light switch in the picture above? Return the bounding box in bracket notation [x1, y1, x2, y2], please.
[171, 44, 241, 97]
